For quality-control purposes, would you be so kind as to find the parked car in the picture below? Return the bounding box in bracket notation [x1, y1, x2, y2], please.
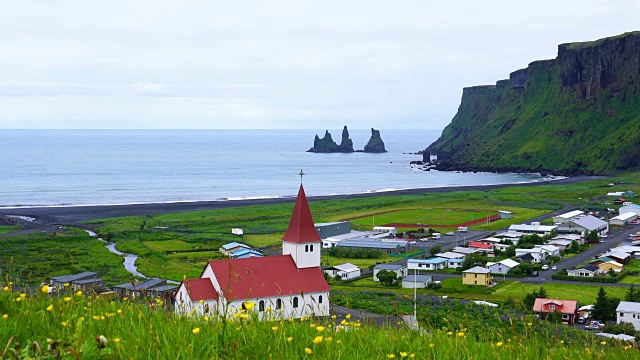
[541, 265, 549, 270]
[446, 232, 455, 236]
[552, 266, 557, 271]
[532, 271, 539, 277]
[577, 316, 586, 324]
[585, 324, 600, 330]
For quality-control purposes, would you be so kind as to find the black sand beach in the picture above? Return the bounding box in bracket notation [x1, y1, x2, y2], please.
[0, 176, 603, 225]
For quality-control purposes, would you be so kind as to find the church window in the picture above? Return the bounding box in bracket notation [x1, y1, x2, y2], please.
[259, 300, 265, 312]
[204, 304, 209, 313]
[305, 245, 309, 252]
[310, 244, 314, 251]
[319, 295, 323, 304]
[293, 297, 299, 308]
[276, 298, 282, 310]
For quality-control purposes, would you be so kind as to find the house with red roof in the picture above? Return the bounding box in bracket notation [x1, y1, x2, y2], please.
[467, 242, 495, 257]
[175, 184, 330, 320]
[533, 298, 579, 324]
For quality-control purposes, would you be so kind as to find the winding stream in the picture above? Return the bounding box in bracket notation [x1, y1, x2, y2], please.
[85, 230, 146, 278]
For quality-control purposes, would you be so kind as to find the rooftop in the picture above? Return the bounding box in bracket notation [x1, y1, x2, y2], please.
[282, 184, 322, 244]
[402, 275, 432, 283]
[221, 242, 250, 250]
[555, 210, 584, 219]
[616, 301, 640, 313]
[374, 264, 405, 271]
[49, 272, 98, 283]
[408, 257, 447, 264]
[180, 278, 218, 301]
[463, 266, 491, 274]
[571, 215, 608, 230]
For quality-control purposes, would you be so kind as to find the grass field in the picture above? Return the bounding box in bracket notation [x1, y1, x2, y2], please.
[0, 225, 20, 235]
[618, 276, 640, 285]
[243, 233, 284, 248]
[142, 239, 210, 252]
[493, 281, 629, 305]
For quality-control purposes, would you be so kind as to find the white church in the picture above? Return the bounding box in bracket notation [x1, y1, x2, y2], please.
[174, 184, 330, 320]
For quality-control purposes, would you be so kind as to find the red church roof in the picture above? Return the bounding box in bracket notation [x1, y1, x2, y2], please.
[206, 255, 330, 301]
[181, 278, 218, 301]
[282, 184, 321, 244]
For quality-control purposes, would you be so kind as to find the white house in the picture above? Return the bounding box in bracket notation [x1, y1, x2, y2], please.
[175, 184, 330, 320]
[373, 264, 407, 281]
[546, 239, 573, 251]
[452, 247, 481, 256]
[534, 244, 560, 257]
[494, 231, 524, 244]
[567, 265, 601, 277]
[323, 263, 361, 280]
[515, 248, 547, 263]
[552, 210, 584, 224]
[610, 212, 638, 226]
[551, 234, 584, 245]
[486, 259, 520, 274]
[407, 258, 448, 271]
[617, 301, 640, 330]
[435, 251, 466, 260]
[447, 258, 464, 269]
[401, 275, 432, 289]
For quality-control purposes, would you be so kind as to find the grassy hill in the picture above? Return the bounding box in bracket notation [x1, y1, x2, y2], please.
[425, 31, 640, 176]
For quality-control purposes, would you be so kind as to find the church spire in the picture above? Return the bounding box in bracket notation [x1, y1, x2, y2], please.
[282, 184, 321, 244]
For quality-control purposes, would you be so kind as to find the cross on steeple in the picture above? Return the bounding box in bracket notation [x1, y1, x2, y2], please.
[298, 169, 305, 184]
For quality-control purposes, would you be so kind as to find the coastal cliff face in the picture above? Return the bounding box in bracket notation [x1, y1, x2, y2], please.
[425, 31, 640, 175]
[308, 126, 355, 153]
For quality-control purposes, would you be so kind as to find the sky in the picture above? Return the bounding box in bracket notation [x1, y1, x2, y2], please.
[1, 1, 639, 130]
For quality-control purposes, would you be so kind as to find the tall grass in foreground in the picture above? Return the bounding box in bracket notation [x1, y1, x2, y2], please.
[0, 282, 636, 359]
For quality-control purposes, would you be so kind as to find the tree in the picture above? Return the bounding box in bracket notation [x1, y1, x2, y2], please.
[568, 241, 580, 254]
[536, 286, 549, 299]
[585, 230, 600, 244]
[523, 286, 549, 310]
[510, 262, 533, 276]
[592, 287, 619, 322]
[505, 245, 516, 258]
[429, 245, 442, 256]
[376, 270, 398, 286]
[625, 285, 640, 302]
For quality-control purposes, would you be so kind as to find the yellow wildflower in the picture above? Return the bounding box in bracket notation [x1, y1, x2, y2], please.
[46, 304, 54, 311]
[75, 291, 83, 296]
[8, 282, 12, 285]
[345, 314, 351, 319]
[331, 315, 336, 319]
[240, 313, 248, 319]
[199, 299, 204, 304]
[600, 341, 606, 345]
[410, 355, 415, 359]
[63, 283, 69, 287]
[287, 337, 293, 342]
[20, 293, 27, 299]
[15, 297, 20, 302]
[315, 326, 325, 332]
[64, 297, 72, 302]
[41, 285, 50, 293]
[305, 348, 313, 355]
[313, 336, 323, 344]
[527, 322, 532, 326]
[93, 315, 100, 320]
[272, 326, 278, 332]
[100, 316, 105, 320]
[266, 307, 272, 311]
[324, 337, 332, 342]
[429, 343, 434, 348]
[192, 328, 200, 334]
[244, 301, 255, 310]
[457, 332, 464, 337]
[560, 340, 564, 344]
[341, 319, 348, 326]
[114, 338, 121, 343]
[400, 353, 408, 358]
[387, 355, 395, 359]
[497, 342, 503, 347]
[3, 286, 9, 292]
[233, 313, 240, 318]
[2, 314, 8, 319]
[447, 331, 453, 336]
[337, 340, 342, 344]
[61, 321, 68, 326]
[117, 309, 122, 314]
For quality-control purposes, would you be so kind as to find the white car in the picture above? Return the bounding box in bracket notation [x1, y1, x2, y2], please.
[541, 265, 549, 270]
[446, 232, 455, 236]
[552, 266, 557, 271]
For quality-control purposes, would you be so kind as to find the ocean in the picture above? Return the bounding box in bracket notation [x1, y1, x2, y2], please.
[0, 129, 550, 207]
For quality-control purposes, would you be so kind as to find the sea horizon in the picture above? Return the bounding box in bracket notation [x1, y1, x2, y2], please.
[0, 129, 554, 207]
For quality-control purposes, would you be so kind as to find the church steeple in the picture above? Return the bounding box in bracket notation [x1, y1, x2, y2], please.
[282, 183, 321, 269]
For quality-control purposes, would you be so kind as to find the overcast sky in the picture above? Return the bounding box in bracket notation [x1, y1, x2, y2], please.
[1, 1, 639, 130]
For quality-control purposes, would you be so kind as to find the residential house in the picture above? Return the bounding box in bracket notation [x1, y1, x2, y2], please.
[508, 224, 557, 235]
[590, 257, 613, 266]
[517, 253, 536, 264]
[323, 263, 361, 280]
[146, 285, 179, 299]
[551, 234, 584, 245]
[486, 259, 520, 275]
[452, 247, 481, 256]
[113, 278, 167, 299]
[567, 265, 601, 277]
[407, 258, 448, 271]
[598, 261, 624, 273]
[515, 248, 547, 263]
[219, 242, 251, 256]
[467, 242, 495, 257]
[175, 184, 330, 320]
[552, 210, 584, 224]
[600, 251, 631, 264]
[533, 298, 579, 324]
[616, 301, 640, 330]
[579, 305, 594, 319]
[229, 248, 264, 259]
[435, 252, 466, 261]
[48, 272, 99, 291]
[494, 231, 524, 244]
[476, 237, 502, 247]
[462, 266, 493, 286]
[546, 239, 573, 251]
[447, 258, 464, 269]
[610, 212, 638, 226]
[401, 275, 432, 289]
[71, 278, 106, 293]
[534, 244, 560, 257]
[373, 264, 407, 282]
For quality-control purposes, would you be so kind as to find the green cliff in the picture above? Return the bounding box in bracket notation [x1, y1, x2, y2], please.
[424, 31, 640, 176]
[364, 128, 387, 153]
[308, 126, 355, 153]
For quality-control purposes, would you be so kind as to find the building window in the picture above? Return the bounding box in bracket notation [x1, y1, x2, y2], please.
[276, 298, 282, 310]
[549, 305, 555, 311]
[293, 297, 299, 308]
[620, 313, 624, 317]
[305, 245, 309, 252]
[310, 244, 314, 251]
[562, 314, 569, 319]
[204, 304, 209, 313]
[259, 300, 265, 312]
[319, 295, 323, 304]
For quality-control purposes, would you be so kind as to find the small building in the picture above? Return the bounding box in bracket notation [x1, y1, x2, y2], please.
[462, 266, 492, 286]
[498, 210, 512, 219]
[401, 275, 432, 289]
[515, 248, 547, 263]
[598, 261, 624, 273]
[315, 221, 351, 239]
[373, 226, 398, 236]
[533, 298, 578, 324]
[435, 251, 466, 260]
[517, 253, 536, 264]
[494, 231, 524, 244]
[229, 248, 264, 259]
[71, 278, 106, 293]
[373, 264, 407, 282]
[321, 230, 369, 249]
[146, 285, 179, 299]
[113, 278, 167, 299]
[486, 259, 519, 275]
[567, 265, 601, 277]
[452, 247, 481, 256]
[48, 272, 99, 291]
[619, 204, 640, 216]
[552, 210, 584, 224]
[336, 238, 408, 254]
[407, 258, 448, 271]
[551, 234, 584, 245]
[566, 215, 608, 235]
[232, 228, 244, 236]
[534, 244, 560, 257]
[610, 212, 638, 226]
[546, 239, 573, 251]
[623, 190, 638, 198]
[508, 224, 557, 235]
[447, 258, 464, 269]
[579, 304, 594, 319]
[220, 242, 251, 256]
[600, 251, 631, 264]
[467, 242, 495, 257]
[617, 301, 640, 330]
[323, 263, 361, 280]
